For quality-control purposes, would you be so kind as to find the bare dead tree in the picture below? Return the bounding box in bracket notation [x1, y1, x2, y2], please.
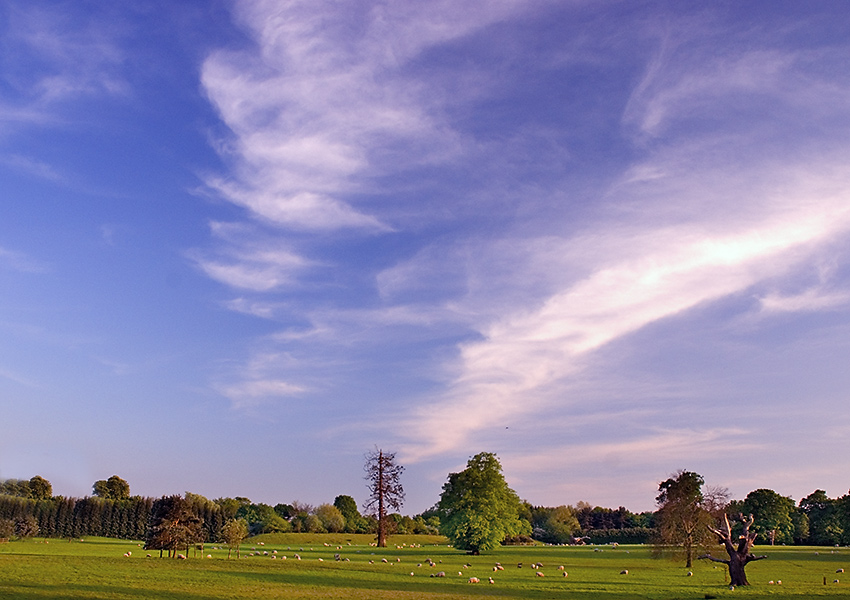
[363, 448, 404, 548]
[698, 513, 767, 586]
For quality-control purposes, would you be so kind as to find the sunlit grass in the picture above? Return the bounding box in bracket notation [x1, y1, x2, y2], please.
[2, 536, 850, 599]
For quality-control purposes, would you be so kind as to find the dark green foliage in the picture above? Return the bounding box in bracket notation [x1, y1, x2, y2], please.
[736, 488, 795, 545]
[793, 488, 850, 545]
[0, 517, 14, 539]
[145, 495, 204, 557]
[585, 527, 655, 544]
[0, 479, 32, 498]
[92, 475, 130, 500]
[15, 514, 39, 539]
[333, 494, 362, 532]
[28, 476, 52, 500]
[528, 505, 580, 544]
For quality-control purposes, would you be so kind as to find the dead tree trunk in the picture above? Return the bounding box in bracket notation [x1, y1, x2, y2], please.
[698, 513, 767, 586]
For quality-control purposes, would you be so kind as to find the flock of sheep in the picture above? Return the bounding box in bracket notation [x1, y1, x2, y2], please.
[125, 541, 641, 584]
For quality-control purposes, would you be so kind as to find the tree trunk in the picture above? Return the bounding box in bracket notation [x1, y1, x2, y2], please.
[728, 552, 750, 586]
[699, 513, 766, 587]
[377, 450, 386, 548]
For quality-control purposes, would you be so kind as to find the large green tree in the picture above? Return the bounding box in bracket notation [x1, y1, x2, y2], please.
[800, 489, 842, 545]
[145, 495, 203, 558]
[738, 488, 795, 545]
[436, 452, 530, 554]
[334, 495, 363, 532]
[653, 470, 714, 567]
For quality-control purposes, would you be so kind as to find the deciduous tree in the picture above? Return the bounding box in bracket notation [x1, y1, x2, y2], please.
[220, 518, 248, 558]
[28, 476, 52, 500]
[738, 488, 794, 545]
[653, 470, 714, 567]
[436, 452, 530, 554]
[93, 475, 130, 500]
[145, 495, 203, 558]
[333, 495, 362, 532]
[316, 503, 345, 533]
[363, 448, 404, 547]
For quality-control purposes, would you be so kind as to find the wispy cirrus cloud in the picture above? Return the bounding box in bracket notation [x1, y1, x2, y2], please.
[190, 221, 312, 292]
[395, 20, 850, 460]
[198, 2, 850, 498]
[0, 246, 48, 273]
[0, 4, 128, 115]
[199, 0, 541, 232]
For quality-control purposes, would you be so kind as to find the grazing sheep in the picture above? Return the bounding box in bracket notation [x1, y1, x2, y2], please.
[382, 558, 388, 563]
[409, 572, 414, 576]
[177, 554, 186, 560]
[563, 572, 568, 577]
[489, 577, 495, 584]
[468, 577, 480, 583]
[839, 569, 845, 573]
[620, 570, 628, 575]
[558, 565, 565, 571]
[433, 571, 446, 578]
[207, 554, 212, 559]
[536, 572, 545, 577]
[687, 571, 693, 576]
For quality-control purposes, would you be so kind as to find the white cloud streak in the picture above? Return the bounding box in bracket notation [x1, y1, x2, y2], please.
[199, 3, 850, 479]
[200, 0, 540, 231]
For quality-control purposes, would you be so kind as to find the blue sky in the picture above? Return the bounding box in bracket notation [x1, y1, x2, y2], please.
[2, 0, 850, 515]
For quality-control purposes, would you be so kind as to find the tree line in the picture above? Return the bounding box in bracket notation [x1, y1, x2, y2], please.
[3, 460, 850, 556]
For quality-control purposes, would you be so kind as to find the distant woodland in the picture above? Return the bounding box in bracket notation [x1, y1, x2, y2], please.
[1, 471, 848, 548]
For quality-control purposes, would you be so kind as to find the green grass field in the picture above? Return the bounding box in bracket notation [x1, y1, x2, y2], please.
[2, 535, 850, 599]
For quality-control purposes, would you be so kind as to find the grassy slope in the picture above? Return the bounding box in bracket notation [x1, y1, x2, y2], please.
[2, 536, 850, 599]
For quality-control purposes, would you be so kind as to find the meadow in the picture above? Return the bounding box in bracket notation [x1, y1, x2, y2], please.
[2, 534, 850, 599]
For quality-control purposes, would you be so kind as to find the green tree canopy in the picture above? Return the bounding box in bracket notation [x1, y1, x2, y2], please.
[653, 470, 714, 567]
[145, 495, 203, 558]
[220, 518, 248, 559]
[739, 488, 795, 545]
[316, 503, 346, 533]
[333, 494, 361, 531]
[436, 452, 530, 554]
[28, 476, 52, 500]
[93, 475, 130, 500]
[799, 489, 842, 545]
